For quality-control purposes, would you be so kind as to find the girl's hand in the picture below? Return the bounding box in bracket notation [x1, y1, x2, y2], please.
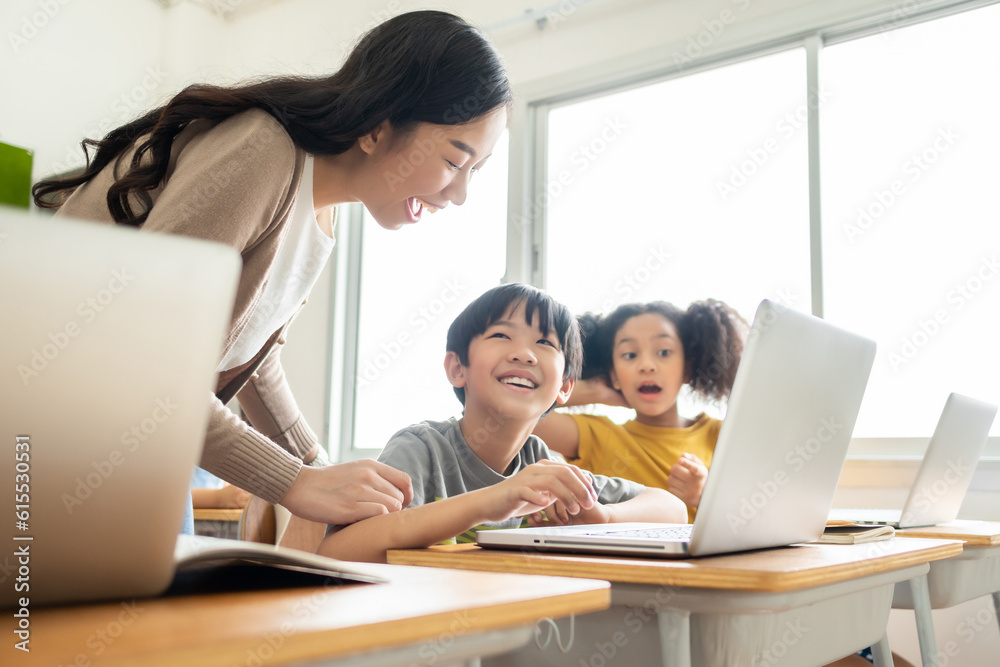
[526, 498, 612, 527]
[568, 377, 632, 408]
[485, 460, 598, 523]
[667, 453, 708, 509]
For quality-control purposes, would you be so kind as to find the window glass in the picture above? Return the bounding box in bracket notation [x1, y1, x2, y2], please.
[545, 50, 811, 420]
[352, 132, 510, 451]
[821, 5, 1000, 436]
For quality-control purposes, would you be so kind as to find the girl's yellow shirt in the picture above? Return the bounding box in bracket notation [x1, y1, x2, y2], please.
[566, 412, 722, 523]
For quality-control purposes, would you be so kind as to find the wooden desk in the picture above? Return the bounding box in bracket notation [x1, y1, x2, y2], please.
[192, 508, 243, 539]
[891, 521, 1000, 667]
[389, 538, 962, 667]
[7, 562, 609, 667]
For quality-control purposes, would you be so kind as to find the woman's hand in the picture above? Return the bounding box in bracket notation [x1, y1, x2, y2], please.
[280, 460, 413, 525]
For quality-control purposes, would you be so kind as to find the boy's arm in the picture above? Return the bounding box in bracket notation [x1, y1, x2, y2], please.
[318, 459, 600, 563]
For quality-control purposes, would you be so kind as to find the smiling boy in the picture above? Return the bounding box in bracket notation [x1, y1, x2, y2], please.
[317, 283, 685, 563]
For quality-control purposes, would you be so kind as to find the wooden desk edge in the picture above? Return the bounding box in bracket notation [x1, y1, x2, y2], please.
[387, 539, 965, 592]
[193, 508, 244, 521]
[895, 527, 1000, 547]
[18, 569, 610, 667]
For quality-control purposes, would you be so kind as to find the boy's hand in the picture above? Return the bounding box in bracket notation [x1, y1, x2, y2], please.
[526, 497, 612, 527]
[483, 459, 598, 523]
[667, 453, 708, 508]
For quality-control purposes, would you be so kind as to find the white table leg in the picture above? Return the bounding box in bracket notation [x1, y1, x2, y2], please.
[657, 607, 691, 667]
[909, 574, 939, 667]
[871, 633, 895, 667]
[993, 591, 1000, 638]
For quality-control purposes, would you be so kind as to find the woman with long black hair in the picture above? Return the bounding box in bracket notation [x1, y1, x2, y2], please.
[33, 10, 512, 530]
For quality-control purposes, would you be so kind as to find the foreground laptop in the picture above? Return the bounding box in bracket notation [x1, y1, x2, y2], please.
[829, 393, 996, 528]
[477, 299, 877, 558]
[1, 207, 239, 606]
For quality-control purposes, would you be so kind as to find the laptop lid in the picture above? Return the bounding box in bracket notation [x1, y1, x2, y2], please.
[895, 393, 996, 528]
[688, 299, 876, 555]
[477, 300, 877, 557]
[1, 208, 239, 606]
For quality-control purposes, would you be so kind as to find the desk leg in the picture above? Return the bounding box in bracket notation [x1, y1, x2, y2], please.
[657, 608, 691, 667]
[909, 574, 939, 667]
[993, 591, 1000, 638]
[871, 633, 894, 667]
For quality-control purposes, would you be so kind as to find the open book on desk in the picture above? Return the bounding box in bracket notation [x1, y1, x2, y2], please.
[814, 523, 895, 545]
[168, 535, 384, 596]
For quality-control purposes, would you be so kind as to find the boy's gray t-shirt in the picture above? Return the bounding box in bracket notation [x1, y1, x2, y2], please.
[376, 417, 645, 544]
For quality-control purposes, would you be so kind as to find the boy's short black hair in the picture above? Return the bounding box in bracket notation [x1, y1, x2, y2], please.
[446, 283, 582, 406]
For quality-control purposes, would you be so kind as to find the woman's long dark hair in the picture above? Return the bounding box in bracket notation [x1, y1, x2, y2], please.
[32, 10, 512, 225]
[580, 300, 748, 403]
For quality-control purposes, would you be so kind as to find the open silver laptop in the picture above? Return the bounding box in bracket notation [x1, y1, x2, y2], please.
[828, 393, 996, 529]
[1, 208, 239, 606]
[476, 299, 877, 558]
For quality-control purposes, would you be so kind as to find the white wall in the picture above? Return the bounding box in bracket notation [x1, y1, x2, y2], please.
[1, 0, 171, 181]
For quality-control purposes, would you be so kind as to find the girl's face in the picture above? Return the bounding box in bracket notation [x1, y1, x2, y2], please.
[609, 312, 688, 427]
[361, 106, 508, 230]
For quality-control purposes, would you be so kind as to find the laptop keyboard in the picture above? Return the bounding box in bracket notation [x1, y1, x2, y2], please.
[595, 525, 693, 541]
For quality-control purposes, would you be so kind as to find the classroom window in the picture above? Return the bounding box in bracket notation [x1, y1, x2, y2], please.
[544, 49, 811, 421]
[348, 132, 510, 454]
[538, 3, 1000, 438]
[821, 4, 1000, 437]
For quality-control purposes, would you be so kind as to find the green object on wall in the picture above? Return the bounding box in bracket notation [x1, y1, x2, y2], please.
[0, 141, 34, 208]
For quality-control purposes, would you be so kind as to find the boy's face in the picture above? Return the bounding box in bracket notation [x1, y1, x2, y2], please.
[445, 304, 574, 422]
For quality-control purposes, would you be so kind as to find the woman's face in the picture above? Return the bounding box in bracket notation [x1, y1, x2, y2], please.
[609, 312, 688, 425]
[363, 106, 508, 230]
